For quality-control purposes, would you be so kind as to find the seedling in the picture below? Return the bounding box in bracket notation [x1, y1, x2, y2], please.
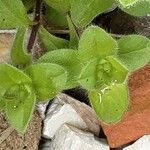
[0, 0, 150, 133]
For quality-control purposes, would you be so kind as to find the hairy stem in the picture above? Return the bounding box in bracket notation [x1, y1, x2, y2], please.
[27, 0, 42, 53]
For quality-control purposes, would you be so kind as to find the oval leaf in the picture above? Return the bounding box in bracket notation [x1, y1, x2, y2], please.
[26, 63, 67, 100]
[78, 26, 117, 63]
[117, 0, 150, 16]
[0, 0, 32, 29]
[70, 0, 114, 27]
[117, 35, 150, 71]
[89, 84, 129, 124]
[0, 63, 31, 88]
[38, 49, 81, 88]
[5, 88, 36, 133]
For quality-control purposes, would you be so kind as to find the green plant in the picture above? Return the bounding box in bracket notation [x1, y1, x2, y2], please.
[0, 0, 150, 133]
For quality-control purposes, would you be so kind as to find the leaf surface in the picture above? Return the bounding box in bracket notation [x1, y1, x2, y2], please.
[89, 84, 128, 124]
[5, 88, 36, 132]
[117, 35, 150, 71]
[26, 63, 67, 100]
[11, 27, 32, 65]
[70, 0, 114, 27]
[38, 26, 69, 51]
[0, 0, 32, 29]
[38, 49, 81, 88]
[78, 26, 117, 63]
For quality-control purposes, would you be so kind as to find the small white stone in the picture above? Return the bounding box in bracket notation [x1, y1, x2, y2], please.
[43, 93, 100, 139]
[49, 124, 109, 150]
[124, 135, 150, 150]
[36, 102, 49, 119]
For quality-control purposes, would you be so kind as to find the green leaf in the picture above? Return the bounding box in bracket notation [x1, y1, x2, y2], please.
[44, 0, 70, 13]
[67, 15, 79, 49]
[38, 49, 82, 88]
[117, 0, 139, 7]
[78, 26, 117, 63]
[70, 0, 114, 28]
[78, 57, 128, 90]
[117, 0, 150, 16]
[26, 63, 67, 100]
[11, 27, 32, 66]
[45, 5, 68, 27]
[89, 84, 129, 124]
[117, 35, 150, 71]
[38, 26, 69, 51]
[0, 0, 32, 29]
[5, 88, 36, 132]
[0, 63, 31, 89]
[78, 59, 98, 90]
[106, 56, 129, 83]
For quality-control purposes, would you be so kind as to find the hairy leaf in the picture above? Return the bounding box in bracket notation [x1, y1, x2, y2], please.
[44, 0, 70, 13]
[26, 63, 67, 100]
[117, 0, 139, 7]
[0, 63, 31, 89]
[106, 56, 129, 83]
[78, 26, 117, 63]
[5, 88, 36, 132]
[117, 0, 150, 16]
[79, 57, 128, 90]
[11, 27, 32, 65]
[38, 49, 81, 88]
[70, 0, 114, 27]
[45, 5, 68, 27]
[67, 15, 79, 49]
[117, 35, 150, 71]
[89, 84, 128, 124]
[0, 0, 32, 29]
[38, 26, 69, 51]
[78, 59, 98, 90]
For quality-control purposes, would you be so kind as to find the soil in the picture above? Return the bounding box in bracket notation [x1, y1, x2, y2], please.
[0, 110, 42, 150]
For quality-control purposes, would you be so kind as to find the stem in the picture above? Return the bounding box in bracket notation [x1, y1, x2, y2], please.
[27, 0, 42, 53]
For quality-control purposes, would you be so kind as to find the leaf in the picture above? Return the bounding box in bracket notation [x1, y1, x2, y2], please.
[44, 0, 70, 13]
[11, 27, 32, 66]
[117, 0, 139, 7]
[78, 57, 128, 90]
[89, 84, 129, 124]
[117, 35, 150, 71]
[106, 56, 129, 83]
[0, 0, 32, 29]
[78, 59, 98, 90]
[26, 63, 67, 100]
[0, 63, 31, 89]
[78, 26, 117, 63]
[117, 0, 150, 16]
[38, 26, 69, 51]
[5, 88, 36, 132]
[45, 5, 68, 27]
[70, 0, 114, 27]
[67, 15, 79, 49]
[38, 49, 82, 88]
